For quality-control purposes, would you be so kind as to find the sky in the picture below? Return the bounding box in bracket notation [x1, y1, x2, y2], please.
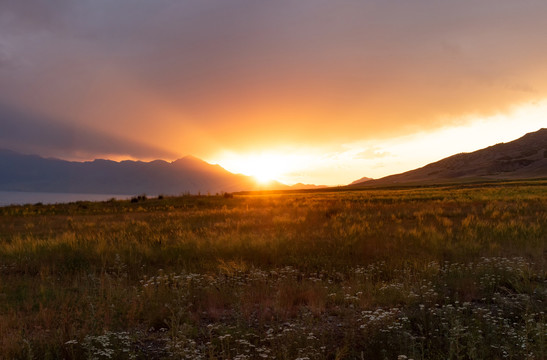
[1, 0, 546, 185]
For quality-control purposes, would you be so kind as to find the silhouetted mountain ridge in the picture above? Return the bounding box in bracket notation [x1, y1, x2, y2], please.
[0, 150, 277, 195]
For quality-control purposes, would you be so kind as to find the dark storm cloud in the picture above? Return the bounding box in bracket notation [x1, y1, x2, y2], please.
[1, 0, 547, 157]
[0, 105, 178, 160]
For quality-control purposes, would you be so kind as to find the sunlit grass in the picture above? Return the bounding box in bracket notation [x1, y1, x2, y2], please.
[0, 181, 545, 359]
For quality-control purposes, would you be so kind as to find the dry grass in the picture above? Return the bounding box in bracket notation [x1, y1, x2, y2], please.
[0, 181, 545, 359]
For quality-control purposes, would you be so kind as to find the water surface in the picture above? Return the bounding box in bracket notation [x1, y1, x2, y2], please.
[0, 191, 129, 206]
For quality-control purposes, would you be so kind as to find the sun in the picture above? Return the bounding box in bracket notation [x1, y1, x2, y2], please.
[237, 154, 288, 184]
[210, 151, 309, 185]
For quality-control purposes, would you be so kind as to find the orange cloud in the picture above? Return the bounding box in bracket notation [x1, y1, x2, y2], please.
[1, 0, 546, 167]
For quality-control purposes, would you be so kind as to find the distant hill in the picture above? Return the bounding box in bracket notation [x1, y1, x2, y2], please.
[0, 150, 287, 195]
[288, 183, 328, 190]
[350, 128, 547, 187]
[350, 177, 373, 185]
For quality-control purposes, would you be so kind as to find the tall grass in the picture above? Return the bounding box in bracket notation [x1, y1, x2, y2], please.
[0, 182, 545, 359]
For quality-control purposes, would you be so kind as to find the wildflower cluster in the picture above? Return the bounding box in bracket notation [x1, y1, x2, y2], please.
[65, 331, 135, 360]
[124, 257, 547, 359]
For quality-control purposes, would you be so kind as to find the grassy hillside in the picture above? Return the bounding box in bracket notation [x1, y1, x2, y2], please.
[0, 182, 545, 359]
[351, 128, 547, 186]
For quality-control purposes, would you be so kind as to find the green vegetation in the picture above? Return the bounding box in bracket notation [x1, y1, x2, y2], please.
[0, 181, 545, 359]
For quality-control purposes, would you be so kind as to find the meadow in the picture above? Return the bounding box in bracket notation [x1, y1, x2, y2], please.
[0, 181, 545, 359]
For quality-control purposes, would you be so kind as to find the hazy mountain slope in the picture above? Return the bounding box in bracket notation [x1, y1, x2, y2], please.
[0, 150, 263, 195]
[350, 177, 373, 185]
[351, 128, 547, 186]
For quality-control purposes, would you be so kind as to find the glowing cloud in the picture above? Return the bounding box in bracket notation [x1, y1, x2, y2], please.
[213, 101, 547, 185]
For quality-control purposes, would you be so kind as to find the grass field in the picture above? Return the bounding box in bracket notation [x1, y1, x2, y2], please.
[0, 181, 545, 359]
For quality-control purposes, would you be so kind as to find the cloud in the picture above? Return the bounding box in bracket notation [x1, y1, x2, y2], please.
[0, 105, 179, 160]
[0, 0, 546, 159]
[354, 148, 391, 160]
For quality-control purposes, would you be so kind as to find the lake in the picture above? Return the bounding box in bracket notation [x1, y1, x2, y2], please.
[0, 191, 130, 206]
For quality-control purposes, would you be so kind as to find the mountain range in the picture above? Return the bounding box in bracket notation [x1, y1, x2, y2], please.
[0, 128, 545, 196]
[0, 150, 319, 195]
[351, 128, 547, 187]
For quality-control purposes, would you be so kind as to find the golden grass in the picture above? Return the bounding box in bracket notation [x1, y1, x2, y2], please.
[0, 182, 545, 359]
